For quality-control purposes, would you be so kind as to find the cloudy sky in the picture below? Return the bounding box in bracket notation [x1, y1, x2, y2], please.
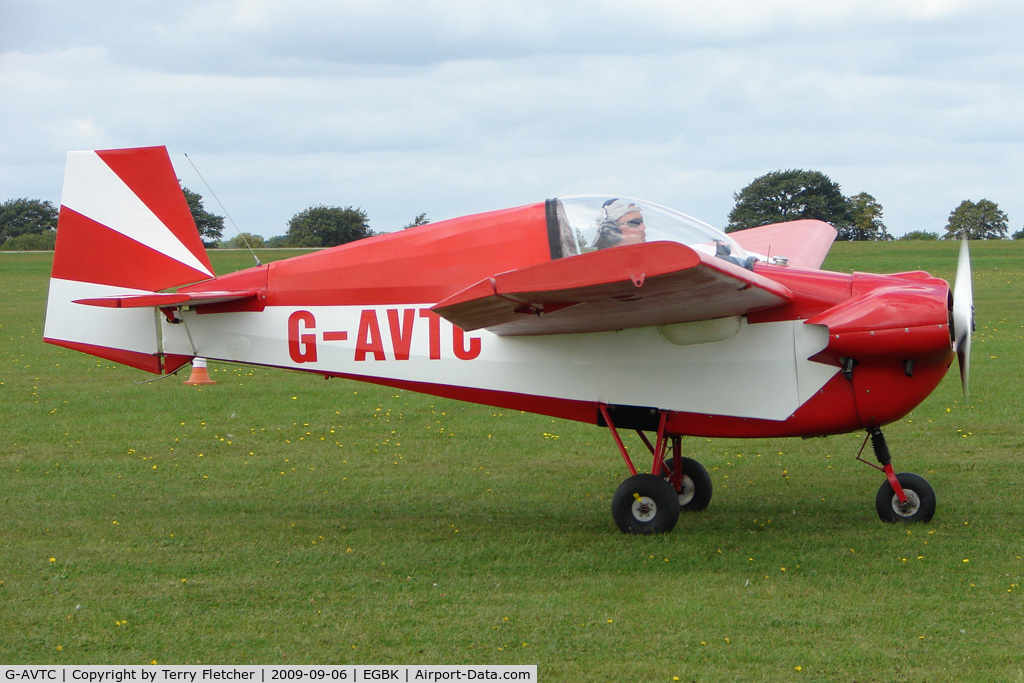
[2, 0, 1022, 239]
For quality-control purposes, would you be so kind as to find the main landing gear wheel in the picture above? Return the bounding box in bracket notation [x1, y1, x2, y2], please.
[875, 473, 936, 523]
[662, 457, 713, 511]
[611, 473, 680, 534]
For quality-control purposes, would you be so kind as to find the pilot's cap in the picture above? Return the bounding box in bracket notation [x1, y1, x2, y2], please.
[602, 198, 640, 221]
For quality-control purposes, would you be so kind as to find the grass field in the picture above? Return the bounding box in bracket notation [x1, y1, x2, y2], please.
[2, 242, 1022, 680]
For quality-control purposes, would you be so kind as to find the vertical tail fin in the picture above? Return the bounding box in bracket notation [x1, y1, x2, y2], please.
[43, 146, 214, 373]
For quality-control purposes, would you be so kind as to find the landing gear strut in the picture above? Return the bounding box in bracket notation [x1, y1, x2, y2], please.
[858, 428, 936, 523]
[600, 405, 712, 534]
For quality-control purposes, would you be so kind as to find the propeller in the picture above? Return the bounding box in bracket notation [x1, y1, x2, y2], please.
[951, 237, 974, 399]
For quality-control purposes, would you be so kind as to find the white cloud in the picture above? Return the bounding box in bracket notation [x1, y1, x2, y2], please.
[2, 0, 1023, 237]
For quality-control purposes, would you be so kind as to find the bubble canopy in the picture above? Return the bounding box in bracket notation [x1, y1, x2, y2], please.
[549, 195, 752, 268]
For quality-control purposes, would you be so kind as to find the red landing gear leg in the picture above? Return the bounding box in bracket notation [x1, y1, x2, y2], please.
[600, 406, 713, 534]
[600, 405, 677, 534]
[631, 429, 712, 511]
[856, 428, 937, 523]
[599, 404, 639, 477]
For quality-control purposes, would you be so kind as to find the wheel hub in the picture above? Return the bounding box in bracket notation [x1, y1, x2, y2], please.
[892, 489, 921, 517]
[631, 496, 658, 522]
[678, 475, 695, 506]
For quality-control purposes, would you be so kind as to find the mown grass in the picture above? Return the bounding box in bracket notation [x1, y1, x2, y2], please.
[1, 243, 1022, 680]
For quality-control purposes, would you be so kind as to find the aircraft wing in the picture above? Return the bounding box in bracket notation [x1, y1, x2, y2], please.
[74, 290, 261, 309]
[432, 241, 793, 336]
[729, 220, 837, 269]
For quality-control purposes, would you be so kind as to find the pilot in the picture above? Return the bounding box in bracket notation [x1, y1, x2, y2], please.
[591, 199, 647, 249]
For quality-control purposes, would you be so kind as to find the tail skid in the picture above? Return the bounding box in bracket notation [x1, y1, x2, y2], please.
[44, 146, 214, 373]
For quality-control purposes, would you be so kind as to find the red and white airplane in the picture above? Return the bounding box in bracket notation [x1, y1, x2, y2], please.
[44, 146, 973, 534]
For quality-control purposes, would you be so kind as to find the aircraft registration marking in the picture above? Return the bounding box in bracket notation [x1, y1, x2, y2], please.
[286, 308, 482, 364]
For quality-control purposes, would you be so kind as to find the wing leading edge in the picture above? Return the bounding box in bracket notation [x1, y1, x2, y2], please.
[432, 241, 793, 336]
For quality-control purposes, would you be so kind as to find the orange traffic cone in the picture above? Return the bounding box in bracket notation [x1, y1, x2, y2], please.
[184, 357, 216, 385]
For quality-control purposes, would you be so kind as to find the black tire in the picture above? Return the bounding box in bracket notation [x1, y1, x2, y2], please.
[662, 457, 713, 511]
[875, 473, 936, 523]
[611, 473, 681, 534]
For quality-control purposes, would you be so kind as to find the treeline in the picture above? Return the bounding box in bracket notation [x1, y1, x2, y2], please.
[727, 169, 1020, 241]
[0, 191, 427, 251]
[4, 169, 1022, 251]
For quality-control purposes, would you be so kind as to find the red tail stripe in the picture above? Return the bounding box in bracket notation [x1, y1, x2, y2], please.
[52, 207, 212, 290]
[95, 147, 212, 275]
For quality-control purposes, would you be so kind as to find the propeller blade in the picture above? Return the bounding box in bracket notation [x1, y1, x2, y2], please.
[951, 237, 973, 399]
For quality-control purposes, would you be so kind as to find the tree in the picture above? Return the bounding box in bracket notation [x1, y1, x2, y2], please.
[264, 234, 291, 248]
[285, 205, 371, 248]
[1, 198, 58, 245]
[842, 192, 891, 241]
[402, 213, 430, 230]
[182, 187, 225, 247]
[944, 199, 1008, 239]
[0, 230, 57, 251]
[899, 230, 940, 241]
[726, 169, 852, 233]
[221, 232, 265, 249]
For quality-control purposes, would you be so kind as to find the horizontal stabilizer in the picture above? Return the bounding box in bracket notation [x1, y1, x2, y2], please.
[432, 241, 792, 336]
[74, 290, 261, 309]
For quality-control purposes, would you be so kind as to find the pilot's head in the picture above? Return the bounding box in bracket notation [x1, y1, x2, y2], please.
[592, 199, 646, 249]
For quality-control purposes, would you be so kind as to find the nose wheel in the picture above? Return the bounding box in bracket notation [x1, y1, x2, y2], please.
[859, 429, 936, 523]
[875, 472, 936, 523]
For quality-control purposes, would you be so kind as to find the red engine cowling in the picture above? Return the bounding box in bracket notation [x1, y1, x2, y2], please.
[808, 277, 954, 427]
